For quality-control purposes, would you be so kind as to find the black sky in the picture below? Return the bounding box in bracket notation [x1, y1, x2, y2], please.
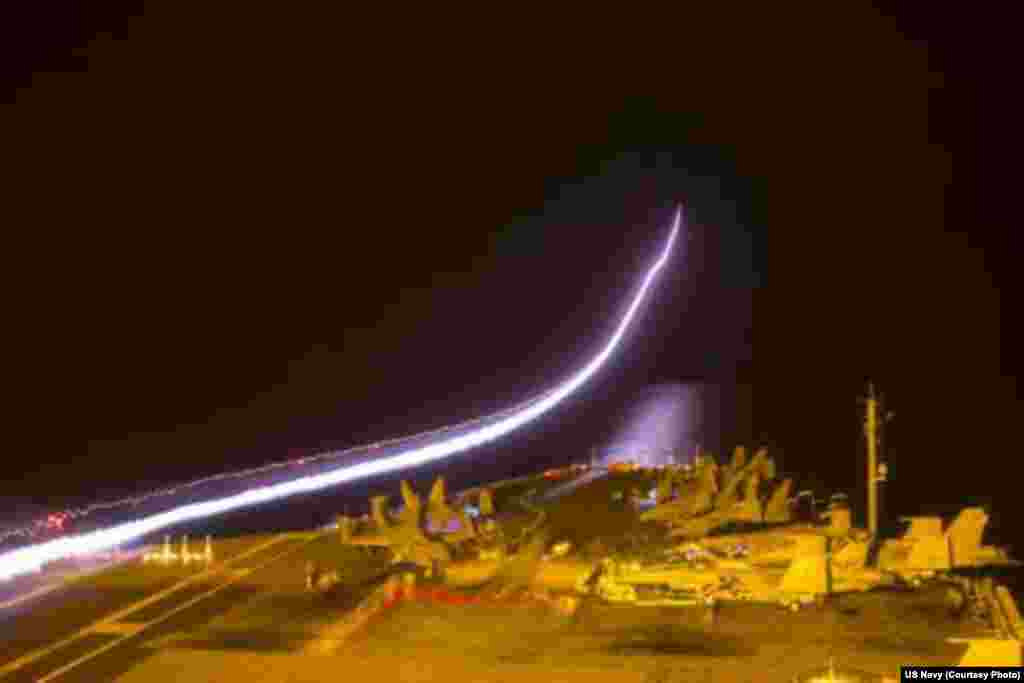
[1, 2, 1018, 544]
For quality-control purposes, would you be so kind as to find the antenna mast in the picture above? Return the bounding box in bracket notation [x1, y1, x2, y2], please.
[863, 382, 889, 537]
[864, 383, 879, 537]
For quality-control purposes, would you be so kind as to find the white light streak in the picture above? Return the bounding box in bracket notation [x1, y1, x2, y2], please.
[0, 208, 682, 581]
[0, 388, 551, 545]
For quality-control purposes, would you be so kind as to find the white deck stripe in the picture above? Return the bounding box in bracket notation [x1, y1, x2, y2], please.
[0, 535, 291, 677]
[38, 536, 316, 682]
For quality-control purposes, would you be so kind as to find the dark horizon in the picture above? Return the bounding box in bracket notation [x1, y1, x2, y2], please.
[1, 2, 1018, 555]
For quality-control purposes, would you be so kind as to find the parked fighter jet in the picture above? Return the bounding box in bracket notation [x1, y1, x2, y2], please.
[590, 532, 894, 610]
[669, 506, 1021, 603]
[349, 477, 477, 539]
[878, 507, 1019, 585]
[715, 448, 774, 513]
[342, 482, 455, 577]
[441, 507, 596, 598]
[640, 461, 717, 525]
[642, 447, 795, 539]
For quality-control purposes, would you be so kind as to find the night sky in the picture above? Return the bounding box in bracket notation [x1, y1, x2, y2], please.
[2, 3, 1018, 548]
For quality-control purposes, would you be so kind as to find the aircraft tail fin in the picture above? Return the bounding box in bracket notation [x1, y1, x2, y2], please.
[429, 477, 447, 507]
[397, 480, 422, 526]
[749, 449, 773, 480]
[426, 477, 455, 530]
[764, 479, 793, 523]
[370, 495, 392, 529]
[730, 446, 746, 473]
[946, 507, 989, 567]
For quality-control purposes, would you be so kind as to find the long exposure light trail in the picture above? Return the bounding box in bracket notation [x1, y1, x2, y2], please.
[0, 383, 554, 546]
[0, 208, 683, 581]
